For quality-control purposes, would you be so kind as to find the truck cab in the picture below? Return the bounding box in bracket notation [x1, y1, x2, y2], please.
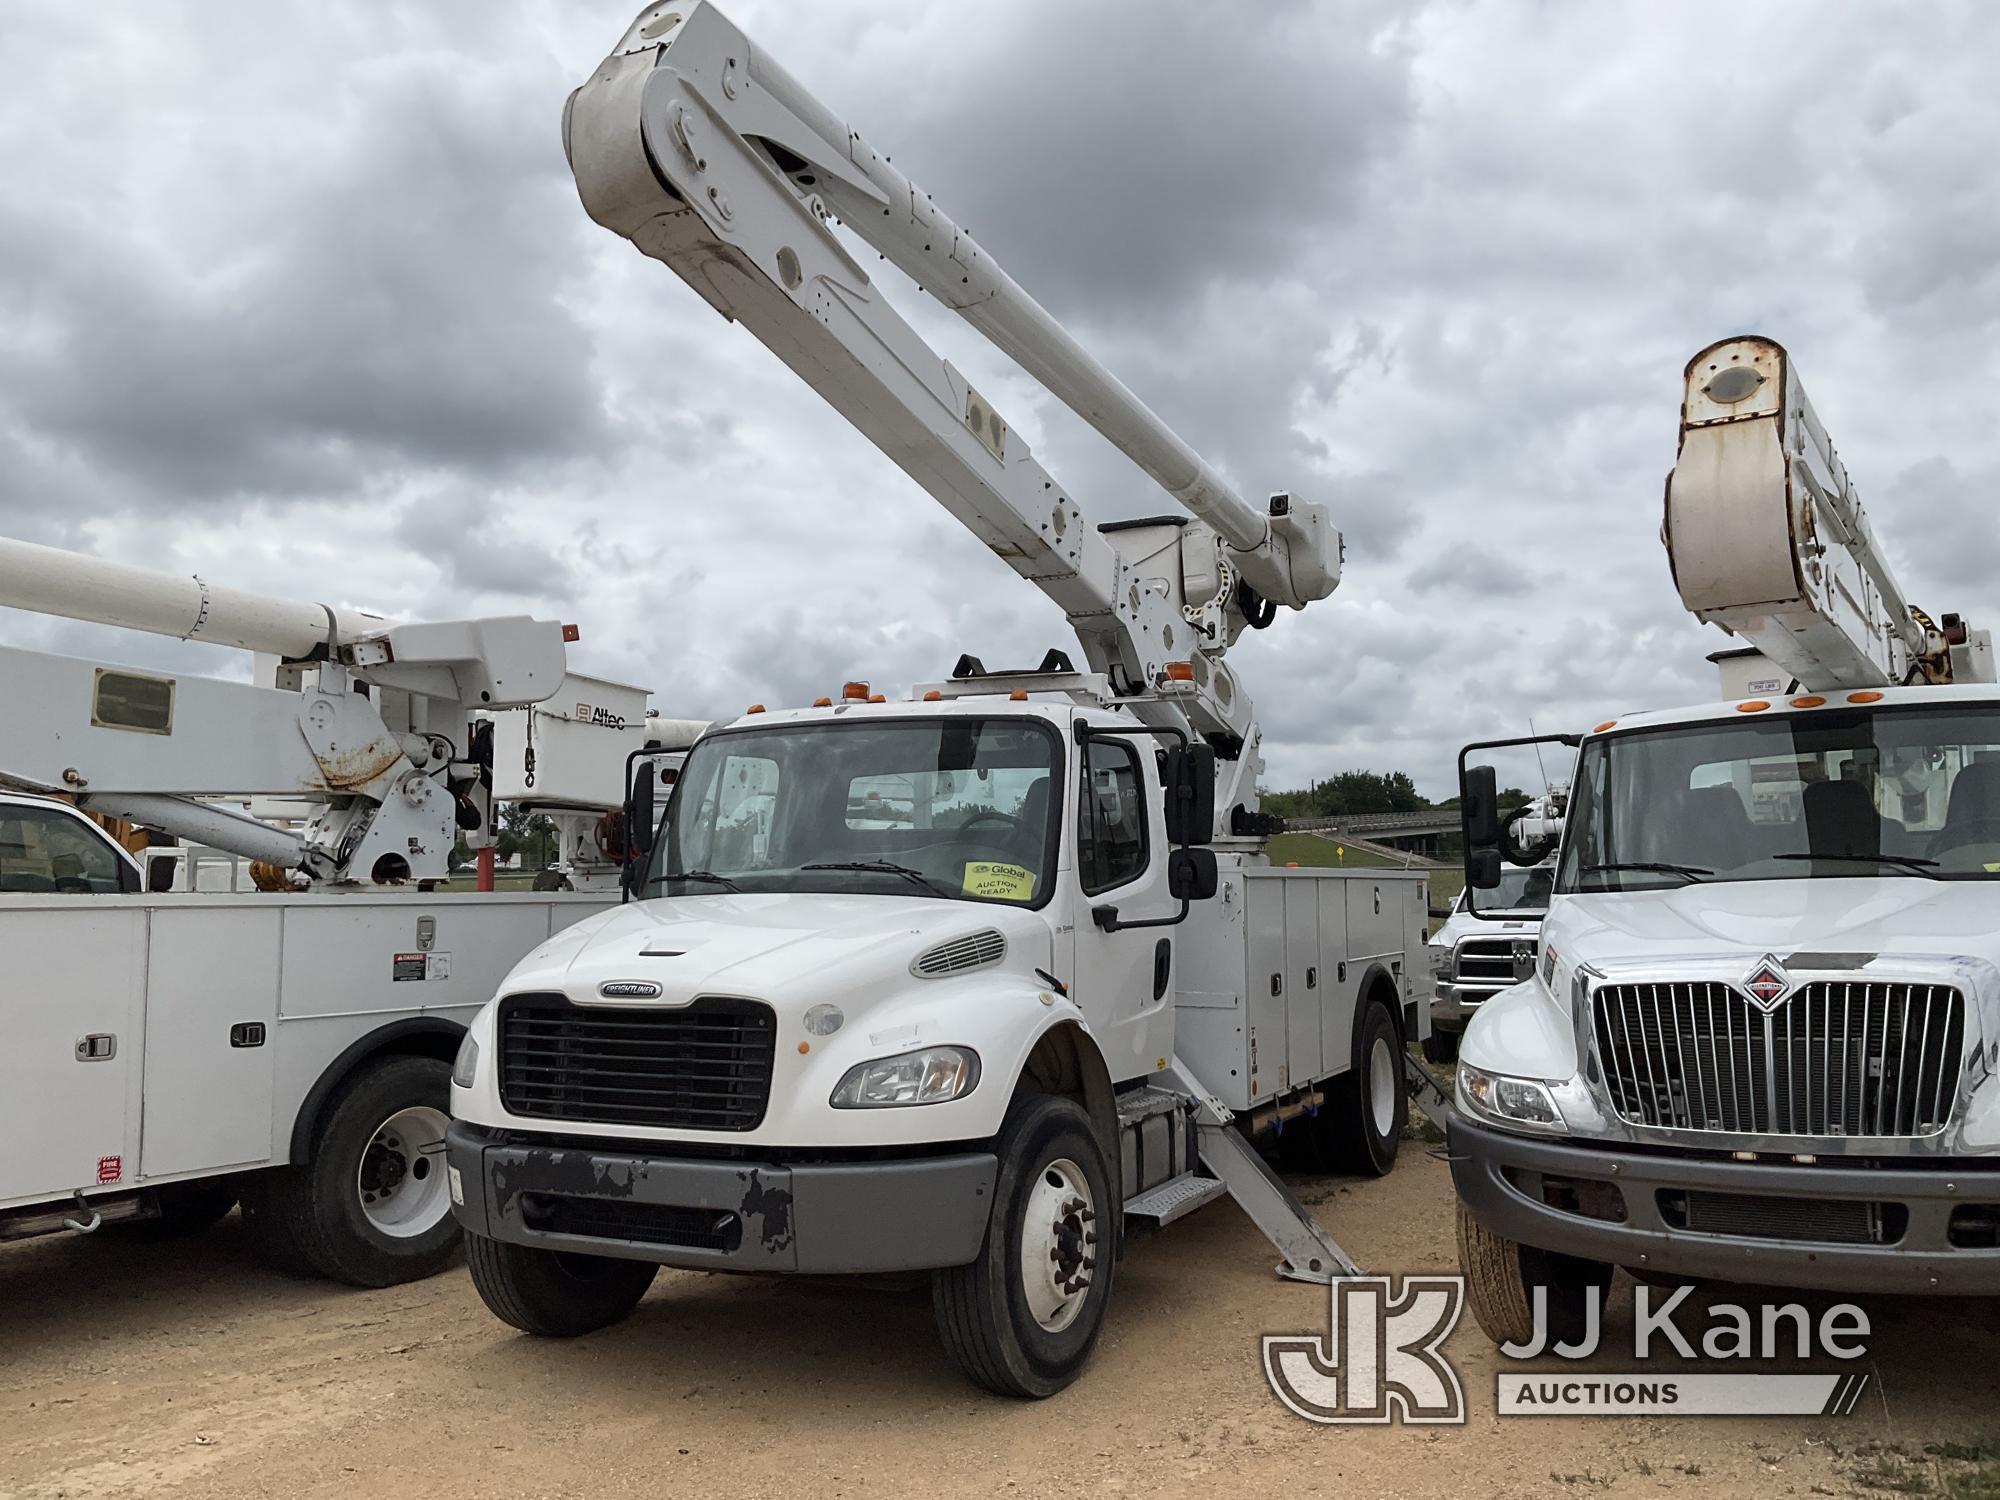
[1452, 684, 2000, 1338]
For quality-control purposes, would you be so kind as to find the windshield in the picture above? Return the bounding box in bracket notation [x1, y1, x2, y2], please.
[1484, 863, 1555, 911]
[1557, 704, 2000, 892]
[644, 716, 1062, 906]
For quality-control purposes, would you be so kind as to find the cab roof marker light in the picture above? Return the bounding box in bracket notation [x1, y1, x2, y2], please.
[813, 696, 833, 707]
[746, 703, 766, 714]
[1790, 695, 1826, 708]
[1736, 699, 1771, 713]
[1593, 720, 1617, 733]
[922, 689, 943, 701]
[1848, 690, 1885, 704]
[842, 681, 870, 700]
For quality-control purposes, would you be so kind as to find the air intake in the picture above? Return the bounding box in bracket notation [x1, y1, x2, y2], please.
[914, 929, 1007, 977]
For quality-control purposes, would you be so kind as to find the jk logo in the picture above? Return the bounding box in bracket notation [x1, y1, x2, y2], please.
[1262, 1275, 1467, 1424]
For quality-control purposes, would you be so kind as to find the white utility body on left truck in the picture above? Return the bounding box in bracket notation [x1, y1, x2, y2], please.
[0, 538, 641, 1285]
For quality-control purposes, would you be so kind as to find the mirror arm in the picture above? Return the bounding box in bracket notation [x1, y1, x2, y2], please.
[1093, 898, 1191, 934]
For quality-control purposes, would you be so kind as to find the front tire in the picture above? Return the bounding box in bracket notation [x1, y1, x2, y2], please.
[241, 1055, 459, 1287]
[932, 1093, 1116, 1398]
[1421, 1029, 1460, 1065]
[466, 1234, 658, 1337]
[1456, 1201, 1613, 1348]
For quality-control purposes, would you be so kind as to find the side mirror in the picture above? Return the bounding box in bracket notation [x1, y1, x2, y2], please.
[1163, 745, 1217, 845]
[1461, 763, 1503, 891]
[628, 770, 656, 857]
[1167, 847, 1219, 902]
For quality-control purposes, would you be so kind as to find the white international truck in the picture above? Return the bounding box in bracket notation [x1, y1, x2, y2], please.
[445, 0, 1432, 1398]
[0, 540, 648, 1285]
[1451, 337, 2000, 1344]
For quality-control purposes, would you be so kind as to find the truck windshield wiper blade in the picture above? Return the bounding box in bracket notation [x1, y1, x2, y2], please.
[802, 860, 952, 897]
[1580, 861, 1712, 883]
[669, 868, 741, 890]
[1772, 851, 1941, 877]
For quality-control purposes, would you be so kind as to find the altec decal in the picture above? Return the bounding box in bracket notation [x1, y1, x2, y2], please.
[1743, 956, 1792, 1012]
[574, 702, 629, 731]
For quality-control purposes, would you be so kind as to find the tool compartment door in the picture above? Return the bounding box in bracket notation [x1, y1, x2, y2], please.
[0, 901, 145, 1206]
[139, 905, 280, 1178]
[1283, 879, 1324, 1084]
[1317, 878, 1357, 1077]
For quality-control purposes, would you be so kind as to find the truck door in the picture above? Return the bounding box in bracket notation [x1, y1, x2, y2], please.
[1068, 736, 1177, 1074]
[0, 803, 145, 1205]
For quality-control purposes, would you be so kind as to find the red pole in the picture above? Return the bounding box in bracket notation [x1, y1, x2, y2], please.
[476, 846, 495, 892]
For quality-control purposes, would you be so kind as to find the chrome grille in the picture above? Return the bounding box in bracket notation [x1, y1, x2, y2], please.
[1594, 981, 1965, 1138]
[913, 928, 1007, 976]
[1456, 937, 1536, 983]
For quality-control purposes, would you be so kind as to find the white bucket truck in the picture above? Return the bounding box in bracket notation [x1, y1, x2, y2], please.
[445, 1, 1431, 1397]
[1450, 337, 2000, 1344]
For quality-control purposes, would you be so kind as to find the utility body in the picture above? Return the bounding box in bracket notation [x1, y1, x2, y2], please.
[1451, 338, 2000, 1344]
[446, 0, 1430, 1397]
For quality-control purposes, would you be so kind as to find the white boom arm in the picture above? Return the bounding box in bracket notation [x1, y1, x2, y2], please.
[1664, 336, 1989, 692]
[565, 2, 1343, 831]
[0, 536, 571, 884]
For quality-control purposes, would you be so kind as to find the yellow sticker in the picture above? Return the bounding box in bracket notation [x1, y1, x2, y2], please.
[1986, 862, 2000, 873]
[963, 860, 1035, 901]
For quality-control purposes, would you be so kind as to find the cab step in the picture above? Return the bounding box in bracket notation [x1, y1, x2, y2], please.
[1123, 1172, 1229, 1228]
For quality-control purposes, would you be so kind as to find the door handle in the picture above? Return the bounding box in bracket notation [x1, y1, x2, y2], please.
[75, 1033, 117, 1062]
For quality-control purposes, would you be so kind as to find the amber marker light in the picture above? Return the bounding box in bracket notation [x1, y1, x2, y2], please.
[746, 703, 766, 714]
[1848, 691, 1885, 704]
[813, 696, 833, 707]
[1593, 720, 1617, 733]
[1790, 695, 1826, 708]
[1164, 662, 1195, 682]
[922, 689, 943, 701]
[842, 681, 870, 700]
[1736, 700, 1771, 713]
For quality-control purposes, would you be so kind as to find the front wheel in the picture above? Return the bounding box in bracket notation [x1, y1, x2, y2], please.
[932, 1093, 1117, 1398]
[1456, 1201, 1613, 1348]
[1422, 1029, 1461, 1065]
[466, 1234, 658, 1337]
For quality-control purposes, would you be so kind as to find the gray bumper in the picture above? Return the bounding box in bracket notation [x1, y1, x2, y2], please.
[448, 1121, 997, 1275]
[1450, 1115, 2000, 1295]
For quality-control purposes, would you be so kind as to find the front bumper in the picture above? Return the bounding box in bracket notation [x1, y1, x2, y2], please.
[447, 1121, 997, 1275]
[1450, 1115, 2000, 1294]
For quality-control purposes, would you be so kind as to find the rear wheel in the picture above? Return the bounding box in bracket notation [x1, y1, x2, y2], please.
[1456, 1201, 1613, 1348]
[466, 1234, 658, 1337]
[1310, 996, 1403, 1176]
[241, 1055, 459, 1286]
[932, 1093, 1116, 1398]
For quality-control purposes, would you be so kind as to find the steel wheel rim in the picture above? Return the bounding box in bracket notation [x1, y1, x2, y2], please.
[1369, 1034, 1398, 1137]
[357, 1104, 450, 1238]
[1020, 1157, 1096, 1333]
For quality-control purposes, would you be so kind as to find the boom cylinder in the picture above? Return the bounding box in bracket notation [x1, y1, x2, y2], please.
[0, 536, 387, 659]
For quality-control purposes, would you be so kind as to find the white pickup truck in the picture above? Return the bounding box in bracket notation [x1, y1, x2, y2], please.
[1423, 861, 1553, 1063]
[0, 790, 613, 1284]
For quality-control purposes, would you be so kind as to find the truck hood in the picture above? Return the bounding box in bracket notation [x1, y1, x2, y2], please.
[503, 892, 1054, 1009]
[1550, 878, 1998, 965]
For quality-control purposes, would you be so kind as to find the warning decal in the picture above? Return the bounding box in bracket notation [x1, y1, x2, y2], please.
[962, 861, 1036, 901]
[392, 952, 428, 982]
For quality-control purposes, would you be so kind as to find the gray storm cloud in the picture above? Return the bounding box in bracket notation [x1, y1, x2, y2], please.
[1, 0, 1996, 798]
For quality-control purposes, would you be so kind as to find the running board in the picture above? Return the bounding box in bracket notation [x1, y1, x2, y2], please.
[1123, 1172, 1229, 1228]
[1159, 1058, 1362, 1284]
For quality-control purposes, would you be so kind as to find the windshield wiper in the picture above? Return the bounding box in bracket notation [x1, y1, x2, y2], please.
[1580, 861, 1712, 883]
[802, 860, 952, 897]
[1772, 851, 1941, 878]
[668, 869, 741, 890]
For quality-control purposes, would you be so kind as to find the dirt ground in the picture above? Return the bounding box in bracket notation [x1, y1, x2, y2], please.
[3, 1148, 1993, 1500]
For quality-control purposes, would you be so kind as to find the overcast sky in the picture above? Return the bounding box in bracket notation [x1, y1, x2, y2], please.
[3, 0, 1996, 800]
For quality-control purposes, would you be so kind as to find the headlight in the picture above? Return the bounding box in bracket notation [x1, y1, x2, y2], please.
[1458, 1063, 1566, 1132]
[831, 1046, 980, 1108]
[451, 1032, 480, 1089]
